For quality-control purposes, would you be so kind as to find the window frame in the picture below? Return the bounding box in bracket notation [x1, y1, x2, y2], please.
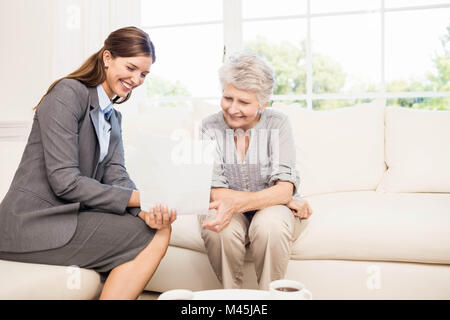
[140, 0, 450, 109]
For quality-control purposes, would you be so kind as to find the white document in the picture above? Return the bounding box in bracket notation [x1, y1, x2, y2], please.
[135, 131, 216, 215]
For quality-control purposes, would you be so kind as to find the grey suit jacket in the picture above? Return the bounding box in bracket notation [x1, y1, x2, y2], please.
[0, 79, 140, 253]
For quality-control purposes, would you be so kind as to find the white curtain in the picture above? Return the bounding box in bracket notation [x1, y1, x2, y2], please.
[0, 0, 141, 123]
[51, 0, 144, 116]
[51, 0, 141, 80]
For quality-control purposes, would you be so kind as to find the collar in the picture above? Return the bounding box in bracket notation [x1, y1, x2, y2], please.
[96, 84, 113, 112]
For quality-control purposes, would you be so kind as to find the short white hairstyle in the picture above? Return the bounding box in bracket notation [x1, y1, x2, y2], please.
[218, 52, 274, 106]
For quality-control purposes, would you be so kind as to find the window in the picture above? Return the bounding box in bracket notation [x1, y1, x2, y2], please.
[385, 7, 450, 109]
[141, 0, 450, 110]
[243, 19, 307, 96]
[141, 0, 223, 105]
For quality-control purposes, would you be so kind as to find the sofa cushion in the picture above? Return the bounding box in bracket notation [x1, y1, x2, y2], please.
[170, 192, 450, 265]
[0, 260, 102, 299]
[291, 191, 450, 264]
[272, 101, 386, 197]
[170, 215, 206, 253]
[377, 106, 450, 193]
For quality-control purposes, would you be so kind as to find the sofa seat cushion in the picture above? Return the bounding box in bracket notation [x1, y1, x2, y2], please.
[169, 191, 450, 266]
[291, 191, 450, 264]
[170, 215, 206, 253]
[0, 260, 102, 299]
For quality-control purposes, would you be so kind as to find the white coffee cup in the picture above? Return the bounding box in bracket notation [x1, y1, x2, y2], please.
[157, 289, 194, 300]
[269, 279, 312, 300]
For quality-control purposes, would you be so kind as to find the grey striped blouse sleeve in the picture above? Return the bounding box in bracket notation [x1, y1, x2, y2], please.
[268, 116, 301, 195]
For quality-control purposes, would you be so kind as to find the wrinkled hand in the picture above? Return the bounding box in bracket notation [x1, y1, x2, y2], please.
[202, 198, 235, 233]
[138, 204, 177, 230]
[287, 198, 312, 219]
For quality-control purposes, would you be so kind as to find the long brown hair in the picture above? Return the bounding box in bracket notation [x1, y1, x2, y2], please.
[34, 26, 155, 109]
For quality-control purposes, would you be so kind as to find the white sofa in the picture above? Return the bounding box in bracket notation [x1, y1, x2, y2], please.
[1, 100, 449, 299]
[0, 123, 103, 299]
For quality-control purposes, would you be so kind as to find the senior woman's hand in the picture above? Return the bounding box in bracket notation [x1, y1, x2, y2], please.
[202, 198, 235, 233]
[287, 198, 312, 219]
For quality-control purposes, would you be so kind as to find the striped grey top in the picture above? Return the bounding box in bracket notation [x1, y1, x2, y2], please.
[200, 108, 301, 199]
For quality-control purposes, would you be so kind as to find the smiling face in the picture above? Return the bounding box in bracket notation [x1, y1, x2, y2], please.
[102, 50, 152, 99]
[221, 83, 268, 131]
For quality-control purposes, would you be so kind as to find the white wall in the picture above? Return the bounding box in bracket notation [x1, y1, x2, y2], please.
[0, 0, 141, 123]
[0, 0, 53, 121]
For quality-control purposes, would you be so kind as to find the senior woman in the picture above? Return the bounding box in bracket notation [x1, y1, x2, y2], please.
[199, 52, 312, 290]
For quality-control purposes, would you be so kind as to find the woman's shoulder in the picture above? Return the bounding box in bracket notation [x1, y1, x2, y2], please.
[38, 78, 91, 115]
[52, 78, 90, 97]
[262, 108, 290, 127]
[201, 111, 225, 129]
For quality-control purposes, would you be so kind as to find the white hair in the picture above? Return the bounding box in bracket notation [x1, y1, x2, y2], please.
[218, 52, 274, 106]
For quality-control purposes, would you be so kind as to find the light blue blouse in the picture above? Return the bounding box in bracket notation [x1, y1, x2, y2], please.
[96, 84, 113, 163]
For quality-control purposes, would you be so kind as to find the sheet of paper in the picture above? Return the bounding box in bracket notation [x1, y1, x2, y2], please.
[135, 131, 215, 215]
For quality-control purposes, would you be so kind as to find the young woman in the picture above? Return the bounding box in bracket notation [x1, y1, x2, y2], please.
[0, 26, 176, 300]
[199, 52, 312, 290]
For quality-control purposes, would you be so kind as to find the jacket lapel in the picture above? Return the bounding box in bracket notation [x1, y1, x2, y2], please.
[89, 107, 101, 142]
[87, 86, 101, 175]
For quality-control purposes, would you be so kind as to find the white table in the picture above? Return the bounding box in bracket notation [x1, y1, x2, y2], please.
[159, 288, 312, 300]
[193, 289, 273, 300]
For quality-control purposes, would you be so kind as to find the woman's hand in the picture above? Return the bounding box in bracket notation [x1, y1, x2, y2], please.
[138, 204, 177, 230]
[202, 198, 235, 233]
[287, 198, 312, 219]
